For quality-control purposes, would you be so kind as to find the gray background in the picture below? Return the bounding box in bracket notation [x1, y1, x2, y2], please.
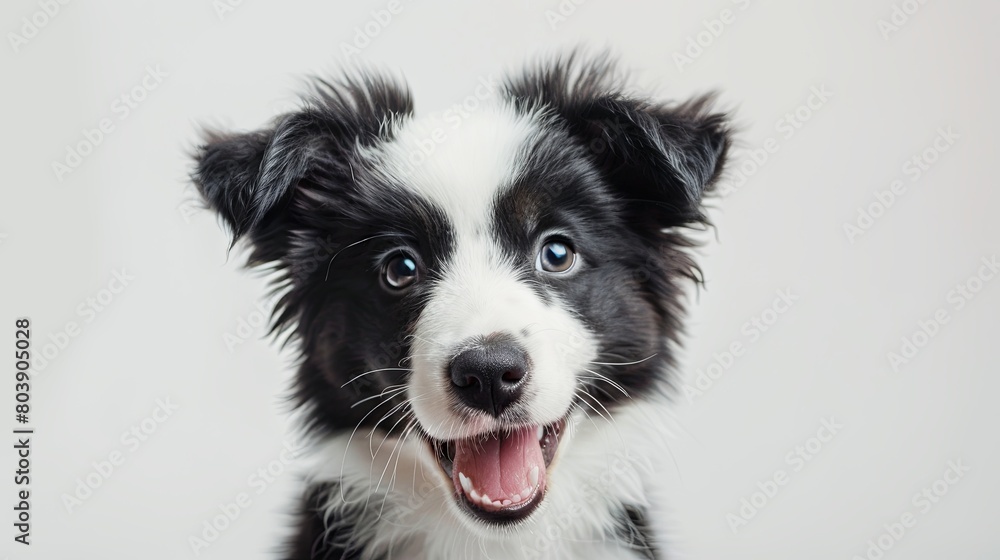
[2, 0, 997, 558]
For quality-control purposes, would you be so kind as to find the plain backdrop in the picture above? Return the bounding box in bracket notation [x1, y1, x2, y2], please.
[2, 0, 998, 558]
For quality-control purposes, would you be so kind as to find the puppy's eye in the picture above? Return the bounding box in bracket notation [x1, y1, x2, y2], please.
[536, 240, 576, 274]
[383, 254, 419, 291]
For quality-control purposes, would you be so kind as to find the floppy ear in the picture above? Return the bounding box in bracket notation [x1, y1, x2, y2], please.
[191, 72, 415, 249]
[192, 113, 325, 243]
[505, 54, 730, 229]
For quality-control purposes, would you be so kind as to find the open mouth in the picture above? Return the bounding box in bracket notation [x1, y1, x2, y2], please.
[430, 419, 566, 524]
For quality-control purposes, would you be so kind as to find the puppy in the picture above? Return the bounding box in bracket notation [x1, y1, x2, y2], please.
[192, 53, 730, 559]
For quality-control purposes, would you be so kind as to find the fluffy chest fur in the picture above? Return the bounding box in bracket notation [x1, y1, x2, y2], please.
[300, 403, 668, 560]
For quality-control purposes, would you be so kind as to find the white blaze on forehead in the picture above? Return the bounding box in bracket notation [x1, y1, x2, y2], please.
[371, 104, 598, 439]
[377, 104, 539, 231]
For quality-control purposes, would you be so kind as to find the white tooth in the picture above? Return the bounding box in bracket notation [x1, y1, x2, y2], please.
[512, 494, 521, 502]
[501, 499, 511, 506]
[493, 500, 503, 507]
[481, 494, 492, 506]
[459, 472, 472, 494]
[521, 486, 531, 497]
[529, 466, 539, 487]
[470, 490, 481, 501]
[537, 426, 545, 441]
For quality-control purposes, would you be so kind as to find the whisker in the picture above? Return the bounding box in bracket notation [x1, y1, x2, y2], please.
[341, 367, 412, 388]
[371, 412, 414, 505]
[575, 388, 613, 425]
[579, 377, 625, 402]
[377, 414, 420, 508]
[350, 385, 407, 409]
[368, 398, 416, 458]
[338, 385, 409, 503]
[324, 233, 400, 282]
[405, 334, 447, 348]
[588, 353, 658, 367]
[581, 368, 631, 398]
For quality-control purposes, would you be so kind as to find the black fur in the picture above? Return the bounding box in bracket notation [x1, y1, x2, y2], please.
[496, 53, 729, 407]
[191, 53, 729, 559]
[613, 505, 659, 560]
[285, 483, 382, 560]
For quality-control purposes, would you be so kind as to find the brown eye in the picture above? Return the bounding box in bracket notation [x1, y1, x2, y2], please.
[536, 240, 576, 273]
[383, 254, 419, 291]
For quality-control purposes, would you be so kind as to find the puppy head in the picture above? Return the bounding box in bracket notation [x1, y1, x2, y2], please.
[192, 54, 729, 528]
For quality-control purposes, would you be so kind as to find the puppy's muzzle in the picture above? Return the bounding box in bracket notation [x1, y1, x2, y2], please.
[448, 336, 529, 417]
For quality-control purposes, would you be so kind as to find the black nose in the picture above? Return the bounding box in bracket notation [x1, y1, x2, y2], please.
[449, 339, 529, 417]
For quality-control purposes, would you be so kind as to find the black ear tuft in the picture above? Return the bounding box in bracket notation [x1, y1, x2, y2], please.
[504, 51, 731, 228]
[191, 70, 414, 247]
[192, 113, 323, 243]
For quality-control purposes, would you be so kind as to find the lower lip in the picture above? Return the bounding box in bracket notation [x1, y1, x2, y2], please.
[455, 480, 546, 523]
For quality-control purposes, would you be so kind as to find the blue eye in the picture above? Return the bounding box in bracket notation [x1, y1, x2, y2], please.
[537, 240, 576, 273]
[383, 254, 418, 290]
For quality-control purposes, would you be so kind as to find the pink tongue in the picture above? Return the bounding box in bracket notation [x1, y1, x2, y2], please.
[453, 426, 545, 501]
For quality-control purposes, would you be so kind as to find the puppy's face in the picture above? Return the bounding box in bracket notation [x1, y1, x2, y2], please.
[193, 58, 728, 528]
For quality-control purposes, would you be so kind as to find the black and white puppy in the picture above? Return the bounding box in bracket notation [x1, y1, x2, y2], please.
[192, 53, 730, 559]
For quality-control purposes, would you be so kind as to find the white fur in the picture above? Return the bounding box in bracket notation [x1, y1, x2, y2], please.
[365, 105, 599, 440]
[301, 399, 676, 559]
